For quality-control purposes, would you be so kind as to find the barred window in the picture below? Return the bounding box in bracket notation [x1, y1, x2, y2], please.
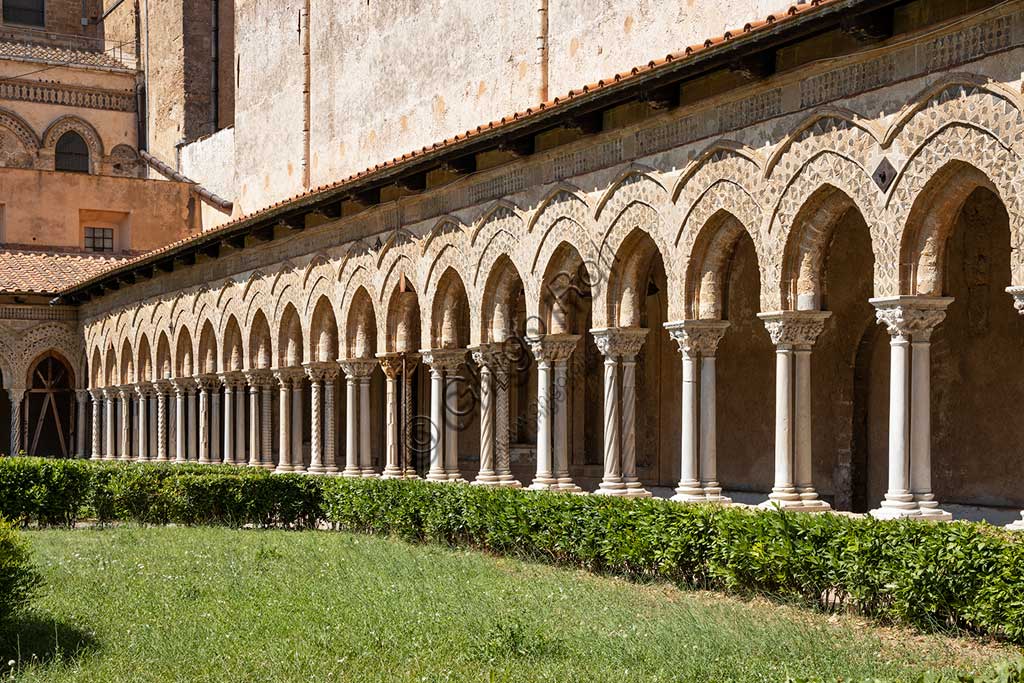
[3, 0, 44, 27]
[55, 131, 89, 173]
[84, 227, 114, 253]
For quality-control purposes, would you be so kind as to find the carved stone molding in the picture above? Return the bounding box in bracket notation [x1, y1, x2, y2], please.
[377, 354, 403, 379]
[339, 358, 378, 379]
[591, 327, 649, 359]
[243, 369, 273, 388]
[664, 320, 731, 356]
[134, 382, 153, 398]
[303, 361, 338, 383]
[1006, 286, 1024, 316]
[420, 348, 466, 374]
[757, 310, 832, 348]
[528, 334, 579, 364]
[870, 296, 953, 340]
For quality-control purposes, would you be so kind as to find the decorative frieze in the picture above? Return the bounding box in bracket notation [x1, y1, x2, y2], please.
[925, 14, 1012, 71]
[0, 79, 136, 112]
[800, 56, 895, 108]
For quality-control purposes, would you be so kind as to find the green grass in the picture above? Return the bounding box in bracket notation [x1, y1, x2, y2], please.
[2, 527, 1018, 682]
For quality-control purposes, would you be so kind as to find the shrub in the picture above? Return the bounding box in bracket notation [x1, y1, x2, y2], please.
[0, 516, 41, 621]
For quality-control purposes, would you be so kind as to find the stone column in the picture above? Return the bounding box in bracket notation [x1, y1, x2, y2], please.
[421, 351, 464, 482]
[197, 377, 214, 464]
[291, 374, 305, 472]
[305, 364, 326, 474]
[340, 359, 376, 477]
[89, 388, 103, 460]
[188, 384, 199, 462]
[489, 348, 518, 487]
[233, 381, 245, 465]
[323, 365, 339, 474]
[359, 374, 376, 477]
[274, 370, 293, 472]
[75, 389, 89, 459]
[342, 367, 360, 477]
[402, 355, 421, 479]
[117, 386, 132, 461]
[172, 380, 189, 463]
[593, 329, 649, 498]
[527, 336, 580, 490]
[870, 297, 953, 520]
[665, 321, 732, 504]
[260, 380, 273, 469]
[379, 356, 404, 479]
[470, 347, 498, 486]
[221, 375, 236, 465]
[8, 388, 24, 456]
[757, 311, 831, 511]
[155, 381, 170, 461]
[135, 384, 150, 461]
[211, 382, 221, 464]
[1004, 287, 1024, 531]
[244, 372, 264, 468]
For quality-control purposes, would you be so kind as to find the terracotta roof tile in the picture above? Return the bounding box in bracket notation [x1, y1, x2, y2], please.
[0, 39, 130, 70]
[61, 0, 842, 295]
[0, 248, 130, 294]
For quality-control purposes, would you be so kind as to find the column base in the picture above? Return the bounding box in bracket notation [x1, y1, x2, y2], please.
[495, 473, 521, 487]
[89, 455, 102, 461]
[594, 477, 627, 496]
[261, 461, 276, 471]
[274, 464, 294, 474]
[380, 466, 404, 479]
[670, 480, 706, 503]
[553, 478, 582, 493]
[915, 495, 952, 521]
[307, 464, 327, 475]
[361, 470, 381, 479]
[702, 484, 732, 505]
[760, 498, 831, 512]
[342, 467, 363, 478]
[1006, 513, 1024, 531]
[155, 456, 169, 463]
[471, 470, 500, 486]
[425, 470, 449, 482]
[402, 469, 421, 480]
[528, 475, 558, 490]
[292, 465, 307, 474]
[869, 491, 919, 519]
[623, 479, 651, 498]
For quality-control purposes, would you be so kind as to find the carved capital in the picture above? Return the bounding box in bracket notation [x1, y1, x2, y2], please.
[420, 348, 466, 374]
[870, 296, 953, 341]
[377, 354, 403, 379]
[243, 369, 272, 389]
[134, 382, 153, 399]
[1007, 286, 1024, 316]
[154, 379, 174, 395]
[591, 327, 648, 359]
[339, 358, 377, 379]
[757, 311, 831, 348]
[273, 367, 305, 388]
[303, 361, 338, 383]
[528, 333, 579, 363]
[664, 320, 730, 356]
[171, 377, 197, 395]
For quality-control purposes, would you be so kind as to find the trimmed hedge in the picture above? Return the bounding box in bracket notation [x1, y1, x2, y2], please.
[2, 456, 1024, 645]
[0, 516, 40, 622]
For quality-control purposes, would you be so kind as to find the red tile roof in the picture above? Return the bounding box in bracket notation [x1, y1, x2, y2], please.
[0, 39, 131, 70]
[61, 0, 845, 296]
[0, 248, 130, 294]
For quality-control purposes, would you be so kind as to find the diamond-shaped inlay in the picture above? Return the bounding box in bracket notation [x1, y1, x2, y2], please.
[872, 157, 896, 192]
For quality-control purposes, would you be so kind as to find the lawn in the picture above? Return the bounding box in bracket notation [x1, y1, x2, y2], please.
[1, 527, 1018, 682]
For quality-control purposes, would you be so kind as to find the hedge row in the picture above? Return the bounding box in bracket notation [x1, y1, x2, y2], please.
[2, 456, 1024, 645]
[0, 516, 39, 622]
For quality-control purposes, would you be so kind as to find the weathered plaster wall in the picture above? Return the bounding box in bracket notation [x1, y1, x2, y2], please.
[179, 125, 236, 227]
[0, 167, 196, 250]
[546, 0, 775, 97]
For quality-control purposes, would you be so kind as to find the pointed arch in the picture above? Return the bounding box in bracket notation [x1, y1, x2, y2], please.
[277, 303, 304, 367]
[429, 268, 470, 349]
[155, 332, 172, 381]
[119, 339, 135, 385]
[537, 241, 593, 336]
[470, 199, 522, 246]
[104, 345, 117, 387]
[385, 280, 421, 354]
[222, 315, 244, 372]
[765, 107, 883, 178]
[526, 182, 590, 234]
[607, 227, 671, 328]
[174, 327, 194, 377]
[137, 334, 153, 383]
[197, 320, 218, 375]
[594, 165, 667, 220]
[247, 310, 273, 370]
[480, 255, 525, 344]
[344, 287, 378, 358]
[685, 210, 761, 320]
[309, 295, 340, 362]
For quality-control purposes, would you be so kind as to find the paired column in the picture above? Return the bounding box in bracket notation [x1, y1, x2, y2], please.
[154, 381, 170, 461]
[871, 297, 952, 520]
[75, 389, 90, 459]
[220, 374, 237, 464]
[340, 359, 377, 477]
[118, 386, 133, 461]
[171, 379, 191, 463]
[7, 388, 23, 456]
[103, 387, 117, 460]
[304, 362, 339, 474]
[273, 369, 303, 472]
[593, 328, 650, 498]
[757, 311, 831, 512]
[89, 388, 103, 460]
[527, 334, 580, 492]
[421, 350, 467, 483]
[468, 344, 522, 487]
[666, 321, 730, 504]
[379, 356, 406, 479]
[243, 371, 268, 468]
[197, 376, 217, 464]
[135, 384, 151, 461]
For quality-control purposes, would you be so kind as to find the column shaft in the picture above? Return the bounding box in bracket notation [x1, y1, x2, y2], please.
[674, 349, 703, 502]
[156, 388, 168, 461]
[344, 376, 360, 476]
[291, 379, 304, 472]
[596, 355, 624, 495]
[198, 384, 211, 464]
[426, 367, 446, 481]
[473, 363, 496, 484]
[90, 391, 102, 460]
[529, 360, 555, 489]
[309, 373, 323, 473]
[382, 369, 402, 478]
[324, 374, 338, 474]
[276, 376, 292, 472]
[223, 381, 235, 464]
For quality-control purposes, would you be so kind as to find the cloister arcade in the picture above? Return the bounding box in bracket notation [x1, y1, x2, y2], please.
[65, 75, 1024, 529]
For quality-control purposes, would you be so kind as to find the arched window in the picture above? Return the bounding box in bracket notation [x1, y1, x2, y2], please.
[55, 131, 89, 173]
[3, 0, 45, 27]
